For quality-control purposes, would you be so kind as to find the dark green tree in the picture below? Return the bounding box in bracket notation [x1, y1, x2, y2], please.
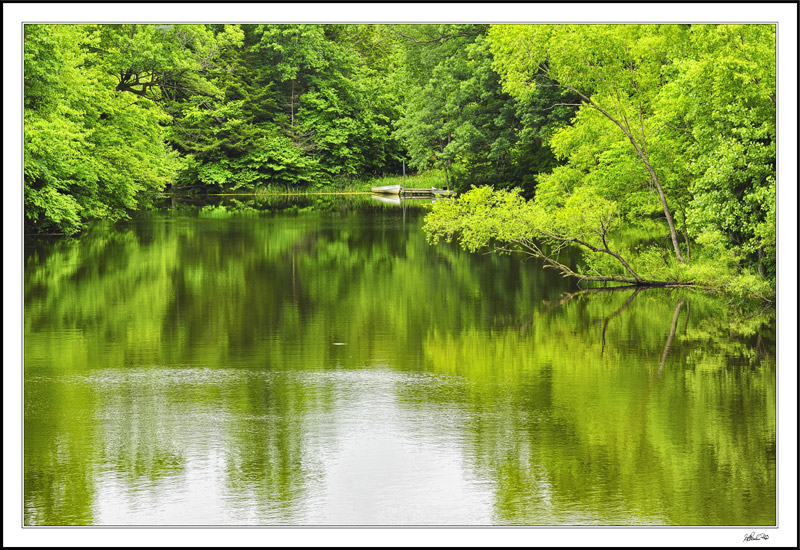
[393, 25, 576, 193]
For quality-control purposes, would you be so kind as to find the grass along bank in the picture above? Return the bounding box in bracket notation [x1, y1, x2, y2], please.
[162, 170, 452, 197]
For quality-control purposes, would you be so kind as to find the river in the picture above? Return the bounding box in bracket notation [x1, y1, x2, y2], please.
[23, 194, 776, 525]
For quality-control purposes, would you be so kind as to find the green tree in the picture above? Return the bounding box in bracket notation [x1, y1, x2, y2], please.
[656, 25, 776, 280]
[425, 186, 692, 286]
[177, 24, 404, 191]
[488, 24, 692, 263]
[24, 24, 180, 234]
[89, 24, 242, 108]
[393, 25, 577, 193]
[392, 25, 486, 187]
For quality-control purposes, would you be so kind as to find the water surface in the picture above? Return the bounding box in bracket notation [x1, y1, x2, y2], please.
[23, 195, 776, 525]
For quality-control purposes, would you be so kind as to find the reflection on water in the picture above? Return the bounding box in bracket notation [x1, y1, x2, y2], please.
[24, 195, 776, 525]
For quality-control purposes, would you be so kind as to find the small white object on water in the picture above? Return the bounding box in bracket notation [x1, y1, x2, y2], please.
[333, 342, 346, 345]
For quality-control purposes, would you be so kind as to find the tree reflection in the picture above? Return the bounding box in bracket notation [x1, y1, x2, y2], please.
[420, 288, 775, 525]
[24, 199, 775, 525]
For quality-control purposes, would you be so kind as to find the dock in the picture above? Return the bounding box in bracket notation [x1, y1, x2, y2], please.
[370, 185, 456, 198]
[402, 188, 456, 198]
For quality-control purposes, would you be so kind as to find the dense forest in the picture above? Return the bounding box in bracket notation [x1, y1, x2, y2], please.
[23, 24, 776, 297]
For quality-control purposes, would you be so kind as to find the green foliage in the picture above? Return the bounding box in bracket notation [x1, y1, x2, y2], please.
[489, 25, 693, 261]
[427, 186, 638, 284]
[394, 26, 574, 192]
[91, 24, 240, 105]
[481, 23, 775, 294]
[425, 186, 527, 252]
[170, 24, 404, 191]
[195, 134, 321, 190]
[426, 186, 619, 254]
[24, 23, 410, 227]
[657, 25, 776, 279]
[198, 202, 264, 218]
[24, 24, 180, 234]
[252, 24, 403, 177]
[425, 183, 773, 296]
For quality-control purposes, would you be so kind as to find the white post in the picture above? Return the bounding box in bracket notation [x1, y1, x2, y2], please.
[402, 161, 406, 198]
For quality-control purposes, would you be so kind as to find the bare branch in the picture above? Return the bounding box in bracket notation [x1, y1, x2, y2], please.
[647, 124, 667, 138]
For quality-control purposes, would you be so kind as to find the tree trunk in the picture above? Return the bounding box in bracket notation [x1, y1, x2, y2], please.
[681, 209, 691, 261]
[290, 80, 295, 127]
[637, 151, 685, 263]
[562, 84, 685, 263]
[507, 238, 694, 288]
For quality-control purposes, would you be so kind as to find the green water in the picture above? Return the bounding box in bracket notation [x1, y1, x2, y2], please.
[23, 195, 776, 526]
